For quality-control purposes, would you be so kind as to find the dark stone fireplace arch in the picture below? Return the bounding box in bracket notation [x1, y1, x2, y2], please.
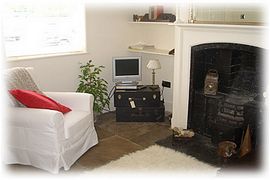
[187, 42, 264, 147]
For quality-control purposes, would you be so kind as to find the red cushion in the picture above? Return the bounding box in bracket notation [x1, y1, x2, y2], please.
[9, 89, 71, 114]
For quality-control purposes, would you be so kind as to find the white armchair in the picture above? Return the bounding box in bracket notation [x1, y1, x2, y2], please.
[4, 67, 98, 173]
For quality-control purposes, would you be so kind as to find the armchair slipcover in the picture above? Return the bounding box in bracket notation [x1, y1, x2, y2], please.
[4, 67, 98, 173]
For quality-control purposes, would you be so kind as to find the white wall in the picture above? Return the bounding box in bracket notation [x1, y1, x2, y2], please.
[6, 4, 175, 112]
[128, 21, 175, 111]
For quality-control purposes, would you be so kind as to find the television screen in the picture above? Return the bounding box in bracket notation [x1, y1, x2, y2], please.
[112, 56, 141, 83]
[115, 59, 139, 76]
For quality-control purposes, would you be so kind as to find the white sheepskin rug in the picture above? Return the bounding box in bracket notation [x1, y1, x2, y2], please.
[90, 145, 220, 176]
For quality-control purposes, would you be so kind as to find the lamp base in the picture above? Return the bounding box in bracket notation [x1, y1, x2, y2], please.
[149, 85, 159, 90]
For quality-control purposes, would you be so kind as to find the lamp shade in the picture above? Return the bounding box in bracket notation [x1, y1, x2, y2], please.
[146, 60, 161, 70]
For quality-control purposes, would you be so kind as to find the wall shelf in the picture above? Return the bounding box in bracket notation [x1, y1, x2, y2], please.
[129, 21, 175, 26]
[128, 47, 173, 56]
[128, 7, 175, 57]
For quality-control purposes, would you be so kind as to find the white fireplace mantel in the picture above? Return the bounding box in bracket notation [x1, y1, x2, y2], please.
[171, 23, 267, 128]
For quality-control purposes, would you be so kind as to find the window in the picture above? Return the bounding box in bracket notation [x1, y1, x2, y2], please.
[2, 0, 86, 60]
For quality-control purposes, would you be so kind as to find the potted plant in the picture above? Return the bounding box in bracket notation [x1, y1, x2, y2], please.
[77, 60, 110, 119]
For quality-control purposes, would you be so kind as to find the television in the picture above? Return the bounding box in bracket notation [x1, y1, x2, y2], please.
[112, 56, 142, 85]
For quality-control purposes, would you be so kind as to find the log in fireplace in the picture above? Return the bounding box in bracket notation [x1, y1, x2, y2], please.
[188, 43, 265, 149]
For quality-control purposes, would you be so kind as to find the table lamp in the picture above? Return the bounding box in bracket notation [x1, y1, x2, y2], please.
[147, 59, 161, 88]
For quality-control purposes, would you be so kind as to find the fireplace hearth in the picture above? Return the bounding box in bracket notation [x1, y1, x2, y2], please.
[188, 43, 264, 148]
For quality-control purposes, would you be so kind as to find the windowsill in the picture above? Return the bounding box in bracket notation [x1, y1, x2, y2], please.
[6, 51, 88, 62]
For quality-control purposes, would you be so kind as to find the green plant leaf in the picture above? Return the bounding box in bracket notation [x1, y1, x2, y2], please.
[77, 60, 109, 113]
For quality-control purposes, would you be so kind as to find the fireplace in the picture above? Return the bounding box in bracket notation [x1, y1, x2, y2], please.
[187, 43, 264, 147]
[171, 24, 266, 148]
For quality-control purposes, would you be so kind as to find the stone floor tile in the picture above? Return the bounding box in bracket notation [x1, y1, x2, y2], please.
[76, 135, 144, 169]
[130, 124, 172, 147]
